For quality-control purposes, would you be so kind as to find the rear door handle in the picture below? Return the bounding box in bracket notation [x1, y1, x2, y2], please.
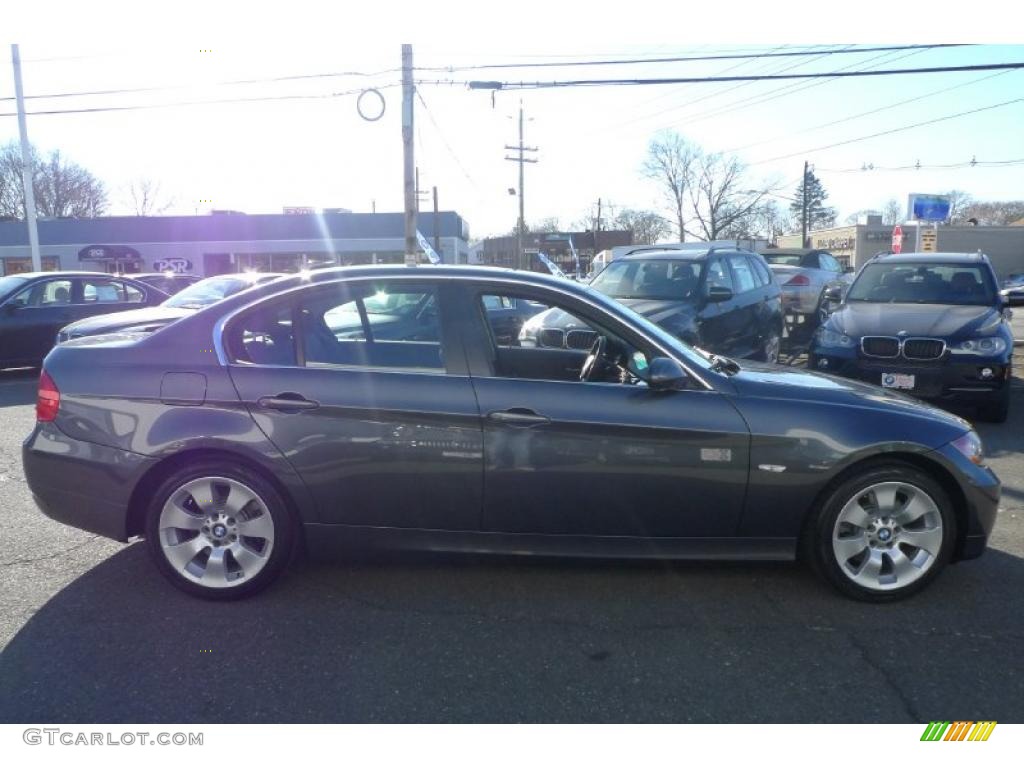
[487, 408, 551, 427]
[256, 393, 320, 412]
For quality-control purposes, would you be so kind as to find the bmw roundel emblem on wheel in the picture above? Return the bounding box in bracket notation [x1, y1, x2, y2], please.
[21, 262, 1000, 601]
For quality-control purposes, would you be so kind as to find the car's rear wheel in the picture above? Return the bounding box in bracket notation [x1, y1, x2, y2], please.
[807, 463, 955, 602]
[145, 461, 295, 600]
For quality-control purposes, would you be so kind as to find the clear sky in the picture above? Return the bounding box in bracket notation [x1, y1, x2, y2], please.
[3, 4, 1023, 240]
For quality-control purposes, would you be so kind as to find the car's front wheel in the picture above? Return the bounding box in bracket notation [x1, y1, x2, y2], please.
[145, 460, 295, 600]
[806, 462, 955, 601]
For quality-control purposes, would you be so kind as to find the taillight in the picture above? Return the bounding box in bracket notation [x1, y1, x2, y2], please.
[785, 274, 811, 286]
[36, 369, 60, 422]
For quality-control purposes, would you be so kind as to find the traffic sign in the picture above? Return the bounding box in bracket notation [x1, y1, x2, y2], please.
[891, 225, 904, 254]
[920, 228, 938, 253]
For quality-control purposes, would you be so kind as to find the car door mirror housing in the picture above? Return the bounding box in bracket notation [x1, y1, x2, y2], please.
[823, 285, 842, 302]
[706, 285, 733, 303]
[646, 357, 689, 390]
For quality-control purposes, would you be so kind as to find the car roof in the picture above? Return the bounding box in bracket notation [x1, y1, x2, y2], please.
[871, 252, 989, 264]
[759, 248, 822, 256]
[133, 272, 199, 279]
[10, 270, 117, 279]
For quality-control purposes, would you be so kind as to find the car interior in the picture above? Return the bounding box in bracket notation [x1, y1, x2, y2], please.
[858, 266, 992, 304]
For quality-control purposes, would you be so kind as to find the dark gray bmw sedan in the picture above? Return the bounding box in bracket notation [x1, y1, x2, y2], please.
[22, 266, 999, 601]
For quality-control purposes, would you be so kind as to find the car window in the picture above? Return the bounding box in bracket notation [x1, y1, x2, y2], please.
[706, 259, 733, 291]
[820, 254, 842, 273]
[747, 256, 769, 287]
[480, 292, 652, 384]
[80, 278, 143, 304]
[799, 253, 821, 269]
[301, 285, 444, 371]
[847, 263, 997, 306]
[10, 279, 73, 307]
[727, 255, 757, 294]
[761, 253, 802, 267]
[589, 259, 702, 300]
[228, 301, 296, 366]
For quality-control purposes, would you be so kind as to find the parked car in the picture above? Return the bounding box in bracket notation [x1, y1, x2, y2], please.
[57, 272, 285, 342]
[0, 271, 165, 369]
[759, 248, 853, 335]
[999, 273, 1024, 304]
[528, 246, 784, 361]
[130, 272, 202, 296]
[809, 252, 1020, 422]
[24, 265, 998, 602]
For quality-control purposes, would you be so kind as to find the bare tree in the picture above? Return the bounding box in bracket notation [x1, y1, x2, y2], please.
[0, 142, 107, 218]
[686, 151, 777, 241]
[613, 208, 670, 245]
[962, 199, 1024, 226]
[642, 130, 697, 242]
[881, 199, 903, 226]
[126, 177, 174, 216]
[945, 189, 973, 224]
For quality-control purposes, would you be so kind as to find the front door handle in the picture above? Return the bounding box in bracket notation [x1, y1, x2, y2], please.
[487, 408, 551, 427]
[256, 393, 320, 412]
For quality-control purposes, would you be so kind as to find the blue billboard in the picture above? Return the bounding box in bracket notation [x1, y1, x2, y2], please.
[908, 194, 951, 222]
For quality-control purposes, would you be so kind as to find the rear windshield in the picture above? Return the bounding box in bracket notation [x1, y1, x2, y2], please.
[164, 275, 265, 308]
[761, 253, 804, 266]
[0, 275, 29, 300]
[590, 259, 702, 301]
[847, 262, 996, 306]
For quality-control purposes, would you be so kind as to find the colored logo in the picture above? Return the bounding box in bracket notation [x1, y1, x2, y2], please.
[921, 721, 997, 741]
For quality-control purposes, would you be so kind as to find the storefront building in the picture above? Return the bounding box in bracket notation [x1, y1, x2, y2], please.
[777, 215, 1024, 278]
[0, 211, 472, 277]
[476, 230, 633, 275]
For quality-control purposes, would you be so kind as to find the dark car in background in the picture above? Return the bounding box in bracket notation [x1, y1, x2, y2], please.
[24, 266, 998, 603]
[0, 271, 166, 369]
[526, 246, 784, 361]
[130, 272, 201, 296]
[57, 272, 285, 342]
[809, 252, 1020, 422]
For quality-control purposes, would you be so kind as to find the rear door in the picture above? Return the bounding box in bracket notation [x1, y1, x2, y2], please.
[724, 253, 761, 357]
[225, 278, 483, 531]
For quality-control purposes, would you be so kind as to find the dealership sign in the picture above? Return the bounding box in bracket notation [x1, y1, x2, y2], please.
[908, 194, 951, 223]
[153, 258, 193, 273]
[78, 244, 141, 261]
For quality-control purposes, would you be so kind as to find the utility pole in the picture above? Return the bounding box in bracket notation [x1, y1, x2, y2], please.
[505, 101, 537, 270]
[401, 44, 417, 265]
[11, 44, 41, 272]
[432, 186, 440, 258]
[801, 160, 810, 248]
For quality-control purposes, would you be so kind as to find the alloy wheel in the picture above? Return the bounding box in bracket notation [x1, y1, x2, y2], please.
[158, 476, 275, 588]
[831, 481, 944, 591]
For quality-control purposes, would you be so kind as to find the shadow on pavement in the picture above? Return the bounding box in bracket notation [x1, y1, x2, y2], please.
[1, 544, 1022, 723]
[0, 368, 37, 409]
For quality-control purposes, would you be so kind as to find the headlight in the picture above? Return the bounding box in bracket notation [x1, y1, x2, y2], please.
[951, 430, 985, 466]
[951, 337, 1007, 356]
[816, 327, 856, 348]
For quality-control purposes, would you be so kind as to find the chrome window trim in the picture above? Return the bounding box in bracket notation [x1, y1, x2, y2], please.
[213, 273, 714, 391]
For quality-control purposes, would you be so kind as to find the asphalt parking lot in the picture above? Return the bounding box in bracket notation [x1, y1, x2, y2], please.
[1, 348, 1023, 724]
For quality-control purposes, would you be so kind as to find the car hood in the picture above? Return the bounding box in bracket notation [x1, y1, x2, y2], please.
[61, 306, 195, 337]
[617, 298, 697, 325]
[828, 302, 1001, 339]
[728, 360, 973, 436]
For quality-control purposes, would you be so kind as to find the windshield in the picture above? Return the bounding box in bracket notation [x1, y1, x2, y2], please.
[0, 275, 29, 300]
[846, 262, 996, 306]
[761, 253, 803, 267]
[164, 275, 267, 308]
[589, 259, 702, 301]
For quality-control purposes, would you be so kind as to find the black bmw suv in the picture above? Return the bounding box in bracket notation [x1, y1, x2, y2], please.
[525, 245, 784, 361]
[809, 252, 1019, 422]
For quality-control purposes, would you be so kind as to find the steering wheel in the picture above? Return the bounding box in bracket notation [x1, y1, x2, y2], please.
[579, 335, 607, 382]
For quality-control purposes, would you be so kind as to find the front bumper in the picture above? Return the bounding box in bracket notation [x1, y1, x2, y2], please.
[931, 442, 1000, 561]
[22, 422, 156, 541]
[808, 348, 1011, 405]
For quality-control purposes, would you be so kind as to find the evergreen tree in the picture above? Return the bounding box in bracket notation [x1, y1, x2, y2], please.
[790, 169, 837, 233]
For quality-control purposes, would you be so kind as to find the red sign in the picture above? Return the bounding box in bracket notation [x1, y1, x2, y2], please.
[891, 225, 904, 254]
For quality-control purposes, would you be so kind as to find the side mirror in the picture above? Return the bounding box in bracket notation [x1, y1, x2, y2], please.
[823, 285, 842, 302]
[646, 357, 688, 390]
[706, 285, 733, 303]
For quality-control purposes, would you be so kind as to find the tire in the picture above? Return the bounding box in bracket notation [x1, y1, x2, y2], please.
[144, 459, 296, 600]
[805, 461, 956, 602]
[978, 386, 1010, 424]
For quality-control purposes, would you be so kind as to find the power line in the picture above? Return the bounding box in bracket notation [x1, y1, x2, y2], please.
[466, 61, 1024, 90]
[415, 44, 965, 72]
[0, 84, 400, 118]
[415, 89, 484, 193]
[724, 68, 1016, 154]
[748, 96, 1024, 166]
[816, 157, 1024, 173]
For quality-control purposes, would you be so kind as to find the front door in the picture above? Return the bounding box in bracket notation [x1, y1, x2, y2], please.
[457, 284, 750, 538]
[224, 279, 483, 531]
[1, 277, 75, 363]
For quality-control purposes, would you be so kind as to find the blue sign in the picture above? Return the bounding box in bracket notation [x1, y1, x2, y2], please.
[908, 194, 951, 222]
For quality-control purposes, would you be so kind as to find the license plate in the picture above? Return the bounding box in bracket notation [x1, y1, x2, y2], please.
[882, 373, 915, 389]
